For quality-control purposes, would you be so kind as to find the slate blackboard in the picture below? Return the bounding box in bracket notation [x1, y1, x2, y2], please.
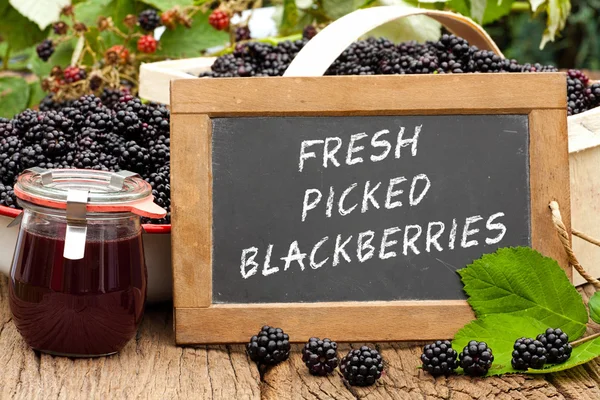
[211, 115, 531, 304]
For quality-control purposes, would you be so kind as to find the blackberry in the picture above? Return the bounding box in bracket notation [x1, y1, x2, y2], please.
[246, 326, 291, 366]
[568, 69, 590, 86]
[141, 106, 170, 136]
[469, 50, 503, 73]
[20, 144, 48, 169]
[340, 346, 384, 386]
[144, 163, 170, 224]
[0, 183, 16, 208]
[458, 341, 494, 376]
[536, 328, 572, 364]
[104, 132, 126, 157]
[147, 134, 170, 166]
[0, 152, 21, 185]
[84, 109, 114, 133]
[36, 39, 55, 61]
[420, 340, 458, 376]
[100, 88, 127, 110]
[72, 94, 104, 116]
[235, 26, 251, 42]
[14, 109, 42, 136]
[0, 119, 17, 138]
[24, 112, 71, 157]
[511, 338, 547, 370]
[73, 150, 101, 169]
[113, 109, 141, 138]
[587, 83, 600, 109]
[118, 140, 149, 174]
[301, 337, 339, 376]
[76, 128, 104, 152]
[138, 9, 161, 31]
[63, 66, 87, 83]
[302, 25, 317, 40]
[39, 95, 73, 111]
[567, 77, 589, 116]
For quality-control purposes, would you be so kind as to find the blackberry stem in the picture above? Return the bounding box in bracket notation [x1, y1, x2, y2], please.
[571, 331, 600, 347]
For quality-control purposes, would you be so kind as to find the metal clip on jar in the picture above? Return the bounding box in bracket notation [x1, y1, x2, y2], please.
[8, 168, 166, 357]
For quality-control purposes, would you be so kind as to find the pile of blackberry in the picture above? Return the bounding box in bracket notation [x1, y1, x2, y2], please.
[201, 34, 599, 116]
[0, 93, 171, 224]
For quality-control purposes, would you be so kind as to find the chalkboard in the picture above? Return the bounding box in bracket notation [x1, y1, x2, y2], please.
[212, 115, 531, 304]
[170, 74, 569, 344]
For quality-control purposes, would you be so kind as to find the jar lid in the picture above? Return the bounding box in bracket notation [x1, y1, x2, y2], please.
[14, 168, 166, 219]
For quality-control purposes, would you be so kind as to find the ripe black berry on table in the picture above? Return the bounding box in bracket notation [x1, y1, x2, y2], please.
[340, 346, 384, 387]
[459, 341, 494, 376]
[421, 340, 458, 376]
[301, 338, 339, 376]
[511, 338, 547, 370]
[537, 328, 573, 364]
[246, 326, 291, 366]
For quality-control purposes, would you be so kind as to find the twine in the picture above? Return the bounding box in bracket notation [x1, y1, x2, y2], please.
[549, 201, 600, 289]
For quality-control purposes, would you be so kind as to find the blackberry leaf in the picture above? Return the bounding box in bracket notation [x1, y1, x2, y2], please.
[458, 247, 588, 339]
[589, 292, 600, 324]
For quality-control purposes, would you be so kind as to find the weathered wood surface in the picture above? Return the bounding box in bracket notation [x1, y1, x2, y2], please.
[1, 274, 599, 400]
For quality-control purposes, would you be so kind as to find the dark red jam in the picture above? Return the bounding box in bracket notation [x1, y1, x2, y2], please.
[9, 229, 146, 356]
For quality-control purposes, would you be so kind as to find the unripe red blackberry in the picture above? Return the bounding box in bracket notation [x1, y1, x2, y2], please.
[137, 35, 158, 54]
[209, 9, 230, 31]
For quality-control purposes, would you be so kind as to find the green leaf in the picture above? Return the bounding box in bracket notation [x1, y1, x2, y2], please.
[321, 0, 364, 19]
[0, 1, 48, 52]
[280, 0, 300, 35]
[27, 79, 46, 108]
[74, 0, 140, 32]
[589, 292, 600, 324]
[0, 76, 30, 118]
[539, 0, 571, 48]
[137, 0, 193, 11]
[9, 0, 70, 30]
[155, 11, 228, 58]
[458, 247, 588, 340]
[482, 0, 515, 24]
[470, 0, 486, 22]
[448, 0, 470, 15]
[453, 314, 549, 375]
[527, 336, 600, 374]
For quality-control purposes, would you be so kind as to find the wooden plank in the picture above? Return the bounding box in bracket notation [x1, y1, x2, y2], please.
[171, 73, 566, 116]
[0, 276, 261, 400]
[171, 112, 213, 308]
[529, 109, 571, 276]
[175, 301, 474, 344]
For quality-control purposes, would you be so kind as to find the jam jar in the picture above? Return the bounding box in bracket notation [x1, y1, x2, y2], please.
[8, 168, 166, 357]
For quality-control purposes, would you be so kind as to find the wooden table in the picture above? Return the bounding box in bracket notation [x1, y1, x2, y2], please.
[1, 275, 599, 399]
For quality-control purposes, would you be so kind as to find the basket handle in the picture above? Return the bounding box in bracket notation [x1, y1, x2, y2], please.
[283, 7, 503, 77]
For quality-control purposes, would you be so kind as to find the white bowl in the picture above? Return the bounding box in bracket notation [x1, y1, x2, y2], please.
[0, 210, 172, 303]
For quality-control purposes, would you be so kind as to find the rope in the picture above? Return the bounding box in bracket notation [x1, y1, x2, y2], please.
[549, 201, 600, 289]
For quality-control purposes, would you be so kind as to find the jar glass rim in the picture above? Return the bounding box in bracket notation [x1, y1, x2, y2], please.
[15, 169, 151, 207]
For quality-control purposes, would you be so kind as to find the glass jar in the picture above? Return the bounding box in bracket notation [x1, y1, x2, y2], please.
[8, 168, 166, 357]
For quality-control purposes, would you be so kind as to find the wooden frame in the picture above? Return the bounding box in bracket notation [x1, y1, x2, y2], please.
[170, 73, 570, 344]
